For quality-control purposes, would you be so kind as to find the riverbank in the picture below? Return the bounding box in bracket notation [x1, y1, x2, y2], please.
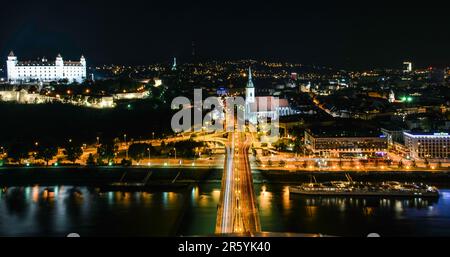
[0, 166, 221, 187]
[2, 166, 450, 187]
[258, 169, 450, 186]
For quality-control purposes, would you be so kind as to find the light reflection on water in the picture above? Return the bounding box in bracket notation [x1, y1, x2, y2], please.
[0, 185, 185, 236]
[255, 184, 450, 236]
[1, 184, 450, 236]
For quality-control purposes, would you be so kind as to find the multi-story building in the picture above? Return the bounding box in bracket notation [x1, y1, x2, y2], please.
[304, 128, 388, 158]
[381, 127, 404, 146]
[7, 51, 86, 83]
[403, 132, 450, 160]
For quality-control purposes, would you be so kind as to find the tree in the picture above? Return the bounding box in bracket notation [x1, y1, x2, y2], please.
[168, 140, 203, 158]
[128, 143, 150, 163]
[279, 160, 286, 167]
[120, 158, 132, 166]
[7, 143, 30, 164]
[255, 158, 262, 167]
[36, 145, 58, 166]
[268, 159, 273, 167]
[302, 161, 307, 168]
[86, 154, 96, 166]
[97, 139, 118, 163]
[398, 160, 403, 168]
[386, 159, 393, 167]
[273, 140, 287, 151]
[64, 143, 83, 164]
[293, 136, 303, 155]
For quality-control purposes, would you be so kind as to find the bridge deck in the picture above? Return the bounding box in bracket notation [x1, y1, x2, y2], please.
[215, 131, 261, 234]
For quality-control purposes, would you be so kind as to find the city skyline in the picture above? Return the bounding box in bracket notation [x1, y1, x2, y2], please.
[1, 0, 450, 69]
[0, 0, 450, 244]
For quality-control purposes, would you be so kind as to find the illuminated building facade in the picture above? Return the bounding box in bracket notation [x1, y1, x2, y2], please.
[304, 129, 388, 158]
[403, 132, 450, 160]
[7, 51, 86, 83]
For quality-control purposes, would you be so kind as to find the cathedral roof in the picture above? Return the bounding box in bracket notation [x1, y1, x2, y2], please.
[8, 51, 15, 57]
[248, 96, 290, 112]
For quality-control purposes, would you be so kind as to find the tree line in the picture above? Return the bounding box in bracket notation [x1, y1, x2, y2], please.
[0, 139, 207, 167]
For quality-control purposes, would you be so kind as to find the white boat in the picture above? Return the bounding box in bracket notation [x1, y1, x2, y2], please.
[289, 179, 440, 198]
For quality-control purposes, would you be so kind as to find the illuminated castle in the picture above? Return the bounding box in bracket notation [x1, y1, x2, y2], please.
[6, 51, 87, 83]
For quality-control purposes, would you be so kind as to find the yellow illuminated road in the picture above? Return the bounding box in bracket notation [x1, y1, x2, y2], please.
[215, 130, 261, 234]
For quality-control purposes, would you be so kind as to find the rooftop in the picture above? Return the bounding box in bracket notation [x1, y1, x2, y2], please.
[15, 60, 83, 67]
[404, 131, 450, 138]
[248, 96, 289, 112]
[307, 122, 382, 138]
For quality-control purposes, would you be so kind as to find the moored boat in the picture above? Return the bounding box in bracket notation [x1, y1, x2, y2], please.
[289, 177, 439, 198]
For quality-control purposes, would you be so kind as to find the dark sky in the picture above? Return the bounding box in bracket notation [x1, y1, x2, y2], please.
[1, 0, 449, 69]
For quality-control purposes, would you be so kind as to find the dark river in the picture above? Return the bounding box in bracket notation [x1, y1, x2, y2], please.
[1, 182, 450, 236]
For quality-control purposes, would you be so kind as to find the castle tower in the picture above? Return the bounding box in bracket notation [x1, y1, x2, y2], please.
[80, 55, 86, 66]
[55, 53, 64, 80]
[80, 55, 87, 80]
[6, 51, 18, 82]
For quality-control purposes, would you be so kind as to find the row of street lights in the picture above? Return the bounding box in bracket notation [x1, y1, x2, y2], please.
[123, 133, 176, 165]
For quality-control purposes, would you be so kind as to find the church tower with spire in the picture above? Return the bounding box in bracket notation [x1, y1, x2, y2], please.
[245, 67, 255, 103]
[245, 67, 257, 124]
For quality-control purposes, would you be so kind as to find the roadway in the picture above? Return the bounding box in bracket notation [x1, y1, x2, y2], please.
[215, 130, 261, 234]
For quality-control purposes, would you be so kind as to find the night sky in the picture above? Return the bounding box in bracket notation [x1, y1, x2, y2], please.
[1, 0, 449, 69]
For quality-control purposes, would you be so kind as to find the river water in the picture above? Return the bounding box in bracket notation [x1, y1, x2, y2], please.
[1, 182, 450, 236]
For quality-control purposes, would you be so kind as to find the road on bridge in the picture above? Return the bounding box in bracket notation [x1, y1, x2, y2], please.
[215, 130, 261, 234]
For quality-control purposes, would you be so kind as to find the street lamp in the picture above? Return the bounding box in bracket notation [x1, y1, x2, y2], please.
[124, 134, 128, 159]
[173, 147, 177, 160]
[147, 147, 151, 166]
[96, 137, 100, 146]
